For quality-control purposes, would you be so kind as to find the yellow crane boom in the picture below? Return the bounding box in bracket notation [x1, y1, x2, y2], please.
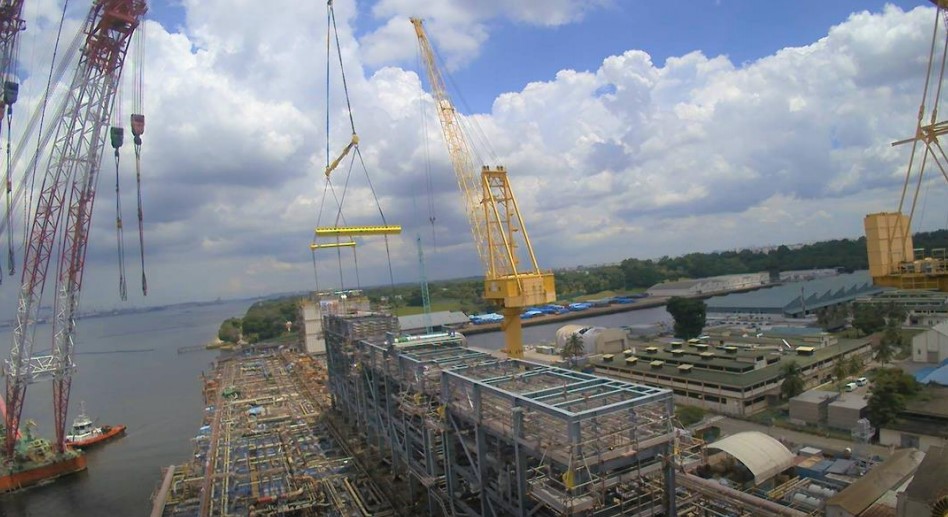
[412, 18, 555, 358]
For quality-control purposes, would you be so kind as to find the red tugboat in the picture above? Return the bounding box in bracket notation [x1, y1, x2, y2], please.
[64, 403, 126, 449]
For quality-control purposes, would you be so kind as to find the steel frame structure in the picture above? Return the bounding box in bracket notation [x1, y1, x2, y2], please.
[324, 314, 678, 516]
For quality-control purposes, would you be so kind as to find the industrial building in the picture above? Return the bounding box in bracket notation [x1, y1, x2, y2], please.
[897, 446, 948, 516]
[912, 320, 948, 363]
[592, 337, 873, 416]
[825, 448, 925, 517]
[646, 272, 770, 298]
[879, 384, 948, 452]
[323, 313, 681, 516]
[706, 270, 883, 318]
[857, 289, 948, 328]
[789, 390, 838, 426]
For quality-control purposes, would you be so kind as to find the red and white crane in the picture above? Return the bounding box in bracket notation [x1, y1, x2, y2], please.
[4, 0, 147, 459]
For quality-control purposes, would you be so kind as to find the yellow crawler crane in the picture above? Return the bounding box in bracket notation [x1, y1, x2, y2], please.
[412, 18, 555, 358]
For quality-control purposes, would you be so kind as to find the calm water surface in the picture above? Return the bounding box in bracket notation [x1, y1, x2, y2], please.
[0, 299, 251, 517]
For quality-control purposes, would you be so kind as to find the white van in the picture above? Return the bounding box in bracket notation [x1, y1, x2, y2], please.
[844, 382, 857, 392]
[856, 377, 868, 387]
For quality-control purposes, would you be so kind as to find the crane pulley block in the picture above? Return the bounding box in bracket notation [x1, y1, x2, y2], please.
[3, 81, 17, 106]
[130, 113, 144, 140]
[110, 126, 124, 150]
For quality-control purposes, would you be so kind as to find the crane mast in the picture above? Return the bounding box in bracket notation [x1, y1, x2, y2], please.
[4, 0, 146, 458]
[412, 18, 555, 358]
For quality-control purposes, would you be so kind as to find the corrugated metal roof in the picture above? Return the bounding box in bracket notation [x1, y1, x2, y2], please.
[706, 270, 882, 314]
[825, 448, 925, 516]
[902, 446, 948, 505]
[707, 432, 795, 485]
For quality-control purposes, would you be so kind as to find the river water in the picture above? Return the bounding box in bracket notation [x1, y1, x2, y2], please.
[0, 300, 669, 516]
[0, 299, 251, 517]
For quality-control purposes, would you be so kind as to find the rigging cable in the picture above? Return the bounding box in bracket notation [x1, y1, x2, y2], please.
[3, 84, 13, 281]
[110, 126, 127, 300]
[132, 22, 147, 295]
[417, 50, 437, 249]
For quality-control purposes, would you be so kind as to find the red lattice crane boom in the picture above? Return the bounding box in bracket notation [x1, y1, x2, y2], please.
[4, 0, 146, 459]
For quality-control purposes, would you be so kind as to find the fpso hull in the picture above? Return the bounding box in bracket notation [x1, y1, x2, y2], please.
[0, 452, 87, 493]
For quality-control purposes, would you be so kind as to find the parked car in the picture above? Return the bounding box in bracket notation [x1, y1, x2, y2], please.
[844, 382, 857, 392]
[855, 377, 868, 387]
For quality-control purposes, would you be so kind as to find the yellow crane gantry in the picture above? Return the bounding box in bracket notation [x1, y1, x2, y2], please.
[412, 18, 555, 358]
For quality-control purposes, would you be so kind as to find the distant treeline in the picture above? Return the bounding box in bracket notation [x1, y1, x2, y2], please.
[220, 230, 948, 337]
[365, 229, 948, 304]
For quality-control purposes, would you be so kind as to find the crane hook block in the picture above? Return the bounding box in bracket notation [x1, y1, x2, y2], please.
[130, 113, 145, 142]
[110, 126, 124, 150]
[3, 81, 18, 106]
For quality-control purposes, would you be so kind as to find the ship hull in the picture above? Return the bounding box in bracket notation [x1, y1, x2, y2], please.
[67, 424, 126, 449]
[0, 452, 87, 493]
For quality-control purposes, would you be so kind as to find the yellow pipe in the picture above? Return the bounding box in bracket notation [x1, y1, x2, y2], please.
[314, 225, 402, 236]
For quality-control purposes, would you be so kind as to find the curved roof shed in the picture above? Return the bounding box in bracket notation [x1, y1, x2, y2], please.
[708, 431, 795, 485]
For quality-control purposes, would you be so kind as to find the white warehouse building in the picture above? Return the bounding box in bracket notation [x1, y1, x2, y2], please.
[913, 321, 948, 364]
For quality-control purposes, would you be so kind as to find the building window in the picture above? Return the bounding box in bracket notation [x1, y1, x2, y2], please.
[900, 433, 920, 449]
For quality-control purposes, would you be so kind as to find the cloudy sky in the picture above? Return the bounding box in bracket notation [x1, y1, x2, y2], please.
[0, 0, 944, 313]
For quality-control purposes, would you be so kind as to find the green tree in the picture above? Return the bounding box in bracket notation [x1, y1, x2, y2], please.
[846, 355, 864, 377]
[560, 333, 585, 368]
[780, 361, 805, 400]
[675, 405, 706, 427]
[218, 317, 242, 344]
[832, 359, 848, 392]
[665, 297, 707, 340]
[875, 326, 901, 365]
[853, 304, 886, 336]
[867, 368, 919, 428]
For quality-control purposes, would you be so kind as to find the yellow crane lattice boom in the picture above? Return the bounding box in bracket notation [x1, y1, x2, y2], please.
[412, 18, 555, 358]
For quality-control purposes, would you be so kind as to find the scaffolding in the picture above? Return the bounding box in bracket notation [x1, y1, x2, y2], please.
[324, 314, 678, 516]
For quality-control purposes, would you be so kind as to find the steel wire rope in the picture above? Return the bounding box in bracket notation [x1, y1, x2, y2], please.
[891, 7, 942, 249]
[321, 0, 397, 300]
[416, 50, 437, 249]
[906, 21, 948, 242]
[112, 40, 127, 301]
[0, 29, 79, 240]
[435, 48, 499, 167]
[132, 22, 147, 295]
[1, 0, 76, 281]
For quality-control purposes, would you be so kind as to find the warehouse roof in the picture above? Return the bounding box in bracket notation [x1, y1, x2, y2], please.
[790, 390, 838, 404]
[902, 446, 948, 506]
[593, 338, 872, 389]
[826, 448, 925, 516]
[707, 270, 882, 314]
[707, 432, 794, 485]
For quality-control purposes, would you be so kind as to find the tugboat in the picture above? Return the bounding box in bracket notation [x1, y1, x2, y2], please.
[64, 402, 126, 449]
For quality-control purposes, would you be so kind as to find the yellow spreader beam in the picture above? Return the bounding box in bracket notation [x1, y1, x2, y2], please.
[314, 225, 402, 237]
[309, 241, 356, 250]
